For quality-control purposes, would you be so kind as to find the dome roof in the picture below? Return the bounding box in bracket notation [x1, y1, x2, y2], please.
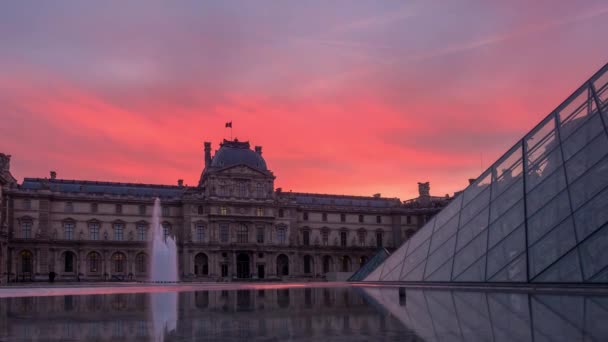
[210, 139, 268, 171]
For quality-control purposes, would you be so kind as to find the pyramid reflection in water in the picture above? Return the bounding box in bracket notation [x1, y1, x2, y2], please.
[365, 63, 608, 283]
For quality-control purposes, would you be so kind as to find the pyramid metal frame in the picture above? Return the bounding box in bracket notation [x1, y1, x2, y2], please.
[364, 62, 608, 283]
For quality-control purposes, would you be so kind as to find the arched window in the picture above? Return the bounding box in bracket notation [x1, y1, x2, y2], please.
[63, 251, 75, 272]
[112, 253, 126, 273]
[20, 250, 33, 273]
[237, 224, 248, 243]
[135, 253, 147, 273]
[277, 254, 289, 276]
[323, 256, 332, 273]
[341, 256, 351, 272]
[304, 255, 313, 274]
[195, 253, 209, 276]
[88, 252, 101, 273]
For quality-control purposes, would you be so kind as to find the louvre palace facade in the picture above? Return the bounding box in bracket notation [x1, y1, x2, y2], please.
[0, 139, 451, 283]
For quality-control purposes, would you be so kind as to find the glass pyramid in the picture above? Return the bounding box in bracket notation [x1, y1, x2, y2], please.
[364, 62, 608, 283]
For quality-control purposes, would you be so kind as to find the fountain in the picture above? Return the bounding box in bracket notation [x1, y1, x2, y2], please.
[149, 198, 178, 282]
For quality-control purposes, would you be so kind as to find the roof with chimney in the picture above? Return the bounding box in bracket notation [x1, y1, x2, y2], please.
[208, 139, 268, 172]
[19, 178, 186, 198]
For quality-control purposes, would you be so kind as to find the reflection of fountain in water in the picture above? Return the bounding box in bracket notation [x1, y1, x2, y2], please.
[150, 292, 178, 342]
[149, 198, 178, 282]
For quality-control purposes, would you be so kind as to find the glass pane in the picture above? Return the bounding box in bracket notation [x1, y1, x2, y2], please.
[453, 230, 488, 278]
[456, 206, 489, 251]
[426, 291, 461, 340]
[489, 253, 527, 282]
[561, 113, 605, 161]
[573, 186, 608, 242]
[488, 200, 524, 249]
[424, 235, 456, 279]
[400, 239, 431, 279]
[526, 167, 567, 216]
[567, 149, 608, 211]
[429, 214, 459, 254]
[463, 171, 492, 207]
[378, 240, 409, 280]
[525, 116, 557, 166]
[493, 145, 524, 200]
[490, 178, 524, 223]
[433, 195, 463, 232]
[425, 257, 453, 281]
[402, 259, 426, 281]
[453, 292, 494, 340]
[454, 255, 486, 282]
[579, 224, 608, 280]
[593, 67, 608, 106]
[487, 225, 526, 278]
[381, 263, 403, 281]
[526, 147, 563, 192]
[532, 249, 582, 283]
[558, 86, 597, 141]
[528, 217, 577, 278]
[526, 190, 571, 245]
[407, 217, 435, 255]
[459, 187, 490, 228]
[364, 264, 384, 281]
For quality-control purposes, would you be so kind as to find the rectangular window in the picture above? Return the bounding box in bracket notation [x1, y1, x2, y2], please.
[220, 207, 228, 216]
[23, 199, 31, 210]
[90, 223, 100, 241]
[303, 230, 310, 246]
[221, 264, 228, 277]
[256, 226, 265, 244]
[237, 224, 248, 243]
[376, 232, 383, 248]
[358, 230, 366, 246]
[139, 205, 146, 215]
[340, 231, 347, 247]
[116, 204, 122, 214]
[197, 205, 204, 215]
[278, 209, 284, 218]
[64, 222, 74, 240]
[196, 224, 205, 242]
[114, 223, 124, 241]
[162, 206, 170, 217]
[137, 224, 146, 241]
[257, 208, 264, 217]
[220, 224, 229, 243]
[322, 213, 328, 221]
[340, 214, 346, 222]
[277, 228, 286, 244]
[358, 215, 364, 223]
[91, 203, 98, 213]
[406, 215, 412, 224]
[22, 222, 32, 239]
[65, 202, 74, 213]
[303, 212, 309, 221]
[376, 215, 381, 224]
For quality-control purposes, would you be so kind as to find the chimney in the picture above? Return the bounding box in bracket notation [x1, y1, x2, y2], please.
[255, 146, 262, 155]
[178, 179, 184, 187]
[468, 178, 476, 185]
[418, 182, 430, 198]
[204, 142, 212, 167]
[50, 171, 57, 180]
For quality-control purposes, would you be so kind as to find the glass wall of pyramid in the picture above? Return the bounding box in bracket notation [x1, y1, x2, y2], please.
[364, 62, 608, 283]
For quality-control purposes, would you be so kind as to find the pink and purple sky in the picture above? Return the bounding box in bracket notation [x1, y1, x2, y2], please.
[1, 1, 607, 200]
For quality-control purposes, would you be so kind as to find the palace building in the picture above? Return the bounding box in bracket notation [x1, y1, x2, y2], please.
[0, 139, 451, 283]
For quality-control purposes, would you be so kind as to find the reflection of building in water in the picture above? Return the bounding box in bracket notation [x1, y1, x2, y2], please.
[0, 288, 408, 341]
[0, 139, 452, 283]
[362, 287, 608, 341]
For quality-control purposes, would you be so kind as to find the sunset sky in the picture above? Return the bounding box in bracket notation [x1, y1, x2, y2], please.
[1, 1, 607, 200]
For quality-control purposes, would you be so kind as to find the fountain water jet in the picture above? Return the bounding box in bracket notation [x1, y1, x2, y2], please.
[149, 198, 178, 282]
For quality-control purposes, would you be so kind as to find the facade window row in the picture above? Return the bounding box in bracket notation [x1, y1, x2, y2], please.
[302, 212, 383, 224]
